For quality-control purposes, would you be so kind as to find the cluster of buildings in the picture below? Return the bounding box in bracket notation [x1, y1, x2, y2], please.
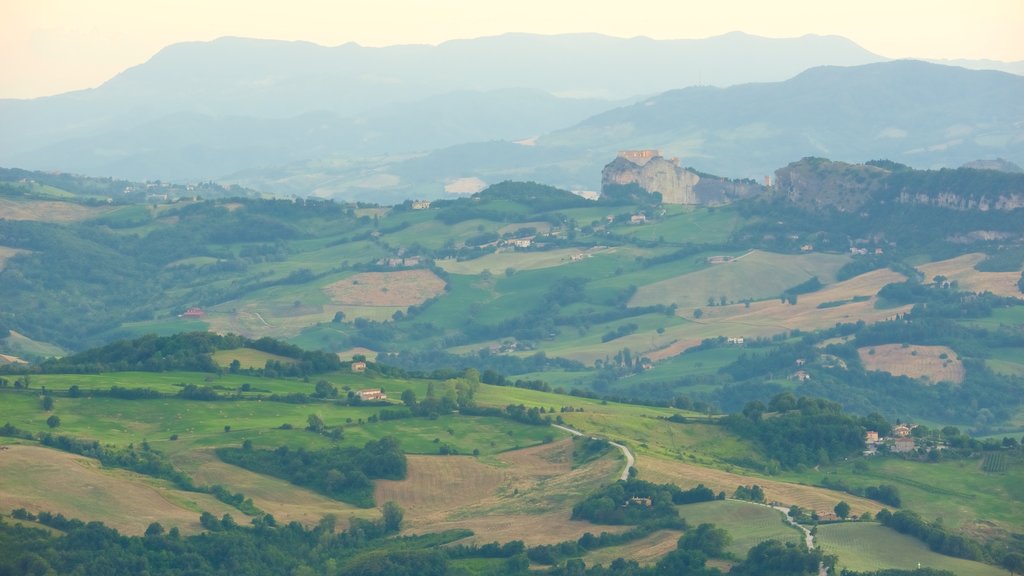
[864, 423, 918, 455]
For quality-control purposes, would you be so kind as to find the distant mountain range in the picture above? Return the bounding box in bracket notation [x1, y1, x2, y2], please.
[1, 33, 1022, 201]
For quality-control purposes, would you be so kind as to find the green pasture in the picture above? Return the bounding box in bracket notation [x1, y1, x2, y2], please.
[612, 205, 742, 245]
[584, 249, 725, 299]
[562, 412, 758, 469]
[987, 347, 1024, 377]
[528, 312, 688, 364]
[778, 453, 1024, 538]
[816, 523, 1005, 575]
[409, 274, 493, 328]
[676, 500, 801, 558]
[959, 303, 1024, 329]
[473, 383, 750, 467]
[628, 250, 850, 310]
[0, 331, 66, 360]
[618, 347, 746, 387]
[286, 323, 353, 351]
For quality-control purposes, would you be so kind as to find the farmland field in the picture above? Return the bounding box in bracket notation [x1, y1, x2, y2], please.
[171, 448, 376, 528]
[0, 444, 241, 535]
[857, 343, 965, 384]
[0, 198, 111, 222]
[638, 456, 883, 518]
[777, 453, 1024, 543]
[211, 347, 297, 369]
[675, 500, 801, 557]
[816, 522, 1005, 575]
[582, 529, 684, 567]
[548, 266, 912, 364]
[628, 250, 851, 310]
[917, 253, 1024, 298]
[322, 269, 446, 307]
[376, 439, 628, 545]
[987, 347, 1024, 376]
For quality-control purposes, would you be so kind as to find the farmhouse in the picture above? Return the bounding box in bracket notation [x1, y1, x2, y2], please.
[727, 337, 745, 345]
[181, 307, 205, 318]
[357, 388, 386, 401]
[411, 200, 431, 210]
[629, 214, 647, 224]
[351, 361, 367, 373]
[791, 370, 811, 382]
[506, 237, 533, 248]
[865, 431, 879, 443]
[892, 437, 916, 453]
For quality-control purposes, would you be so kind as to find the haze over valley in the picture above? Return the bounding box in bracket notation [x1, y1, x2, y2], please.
[1, 5, 1023, 575]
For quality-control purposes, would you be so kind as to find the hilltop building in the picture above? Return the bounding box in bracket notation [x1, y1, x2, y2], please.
[357, 388, 386, 401]
[601, 150, 699, 204]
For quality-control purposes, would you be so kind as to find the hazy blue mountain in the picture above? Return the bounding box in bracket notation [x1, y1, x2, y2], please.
[230, 60, 1024, 201]
[7, 89, 617, 182]
[0, 32, 885, 181]
[535, 60, 1024, 185]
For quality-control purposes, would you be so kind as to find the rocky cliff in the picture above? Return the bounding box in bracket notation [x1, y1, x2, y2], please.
[773, 157, 1024, 213]
[601, 153, 699, 204]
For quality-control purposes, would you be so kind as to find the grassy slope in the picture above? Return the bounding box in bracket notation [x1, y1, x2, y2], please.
[816, 523, 1005, 576]
[675, 500, 801, 557]
[775, 453, 1024, 541]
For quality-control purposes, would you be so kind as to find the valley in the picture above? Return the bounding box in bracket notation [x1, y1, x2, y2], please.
[1, 152, 1022, 574]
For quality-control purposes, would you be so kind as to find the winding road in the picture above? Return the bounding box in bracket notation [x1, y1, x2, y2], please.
[553, 424, 635, 481]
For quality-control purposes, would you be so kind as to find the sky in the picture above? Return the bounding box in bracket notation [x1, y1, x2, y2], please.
[2, 0, 1023, 99]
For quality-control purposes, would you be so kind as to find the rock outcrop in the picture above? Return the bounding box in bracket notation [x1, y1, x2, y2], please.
[601, 151, 699, 204]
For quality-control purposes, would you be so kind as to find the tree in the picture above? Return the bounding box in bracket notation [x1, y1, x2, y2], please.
[382, 501, 404, 533]
[314, 380, 338, 398]
[400, 389, 417, 406]
[41, 395, 54, 411]
[693, 308, 703, 319]
[679, 523, 732, 557]
[46, 415, 60, 428]
[834, 501, 851, 519]
[145, 522, 165, 537]
[307, 413, 325, 433]
[1003, 552, 1024, 576]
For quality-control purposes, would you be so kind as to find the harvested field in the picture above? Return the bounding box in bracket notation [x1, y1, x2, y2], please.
[323, 270, 446, 307]
[376, 440, 628, 545]
[0, 198, 111, 222]
[172, 449, 374, 528]
[917, 253, 1023, 298]
[211, 348, 297, 370]
[587, 267, 912, 365]
[583, 529, 684, 566]
[858, 344, 965, 384]
[0, 445, 239, 535]
[637, 455, 882, 518]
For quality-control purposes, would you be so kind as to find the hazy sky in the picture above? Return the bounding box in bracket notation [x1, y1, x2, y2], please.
[3, 0, 1022, 99]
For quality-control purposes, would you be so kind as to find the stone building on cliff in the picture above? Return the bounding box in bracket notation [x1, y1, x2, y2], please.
[601, 150, 700, 204]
